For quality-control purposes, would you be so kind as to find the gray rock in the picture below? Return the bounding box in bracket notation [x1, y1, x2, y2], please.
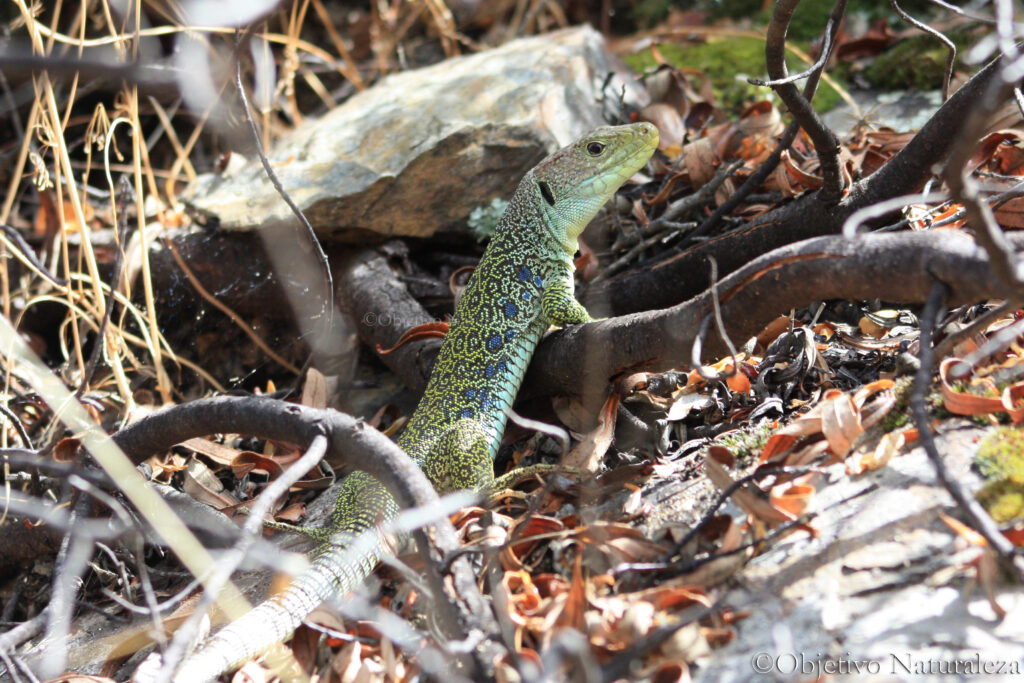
[696, 426, 1024, 682]
[186, 26, 647, 242]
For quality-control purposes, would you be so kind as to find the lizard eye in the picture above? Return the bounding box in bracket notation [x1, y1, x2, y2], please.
[586, 142, 605, 156]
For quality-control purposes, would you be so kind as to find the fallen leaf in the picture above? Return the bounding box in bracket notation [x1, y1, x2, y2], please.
[376, 321, 449, 355]
[564, 393, 619, 473]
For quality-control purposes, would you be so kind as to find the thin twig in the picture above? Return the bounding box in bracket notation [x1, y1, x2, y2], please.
[690, 45, 832, 242]
[841, 191, 949, 237]
[747, 17, 836, 88]
[0, 224, 68, 287]
[38, 496, 90, 679]
[933, 300, 1021, 360]
[764, 0, 847, 202]
[889, 0, 956, 100]
[234, 60, 336, 337]
[154, 434, 330, 682]
[77, 176, 132, 397]
[0, 404, 32, 449]
[911, 282, 1024, 579]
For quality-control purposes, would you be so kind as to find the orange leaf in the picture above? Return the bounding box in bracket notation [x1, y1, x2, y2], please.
[554, 552, 587, 631]
[376, 321, 449, 355]
[1000, 382, 1024, 423]
[1002, 526, 1024, 546]
[704, 454, 795, 524]
[769, 480, 815, 517]
[940, 358, 1003, 417]
[820, 392, 862, 459]
[230, 451, 285, 479]
[940, 513, 988, 546]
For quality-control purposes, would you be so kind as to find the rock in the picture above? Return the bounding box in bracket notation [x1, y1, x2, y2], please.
[186, 26, 647, 242]
[696, 426, 1024, 682]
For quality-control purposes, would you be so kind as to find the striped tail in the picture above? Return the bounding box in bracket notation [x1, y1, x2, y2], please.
[168, 529, 383, 682]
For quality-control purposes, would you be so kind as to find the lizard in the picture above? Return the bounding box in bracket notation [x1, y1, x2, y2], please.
[166, 121, 659, 681]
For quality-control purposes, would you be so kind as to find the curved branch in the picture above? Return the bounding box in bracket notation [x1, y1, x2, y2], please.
[526, 230, 1024, 402]
[110, 397, 502, 674]
[582, 51, 1005, 318]
[764, 0, 846, 201]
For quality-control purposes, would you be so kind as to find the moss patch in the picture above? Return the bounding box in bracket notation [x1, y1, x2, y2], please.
[861, 31, 975, 91]
[625, 37, 844, 114]
[714, 420, 775, 467]
[974, 426, 1024, 524]
[878, 376, 914, 433]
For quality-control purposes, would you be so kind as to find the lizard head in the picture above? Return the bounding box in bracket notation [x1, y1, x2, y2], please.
[530, 122, 658, 254]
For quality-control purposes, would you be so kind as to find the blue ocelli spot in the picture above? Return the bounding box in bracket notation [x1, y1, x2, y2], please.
[459, 408, 473, 419]
[533, 275, 543, 288]
[497, 360, 507, 372]
[505, 329, 516, 341]
[485, 365, 496, 378]
[517, 266, 531, 281]
[504, 301, 518, 317]
[465, 389, 476, 399]
[488, 334, 502, 350]
[522, 290, 532, 301]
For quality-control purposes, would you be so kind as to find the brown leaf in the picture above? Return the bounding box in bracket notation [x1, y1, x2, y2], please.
[505, 515, 564, 568]
[230, 451, 285, 479]
[820, 391, 862, 459]
[769, 477, 815, 517]
[846, 427, 918, 474]
[638, 102, 686, 154]
[180, 437, 243, 467]
[835, 18, 898, 60]
[35, 191, 93, 238]
[501, 570, 542, 626]
[553, 552, 586, 631]
[994, 196, 1024, 228]
[651, 660, 691, 683]
[704, 453, 795, 524]
[183, 459, 240, 509]
[575, 238, 600, 280]
[301, 367, 328, 409]
[564, 393, 619, 473]
[755, 314, 792, 349]
[576, 522, 671, 564]
[682, 138, 717, 187]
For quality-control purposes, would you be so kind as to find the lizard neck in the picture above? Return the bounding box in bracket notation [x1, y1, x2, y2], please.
[398, 214, 559, 462]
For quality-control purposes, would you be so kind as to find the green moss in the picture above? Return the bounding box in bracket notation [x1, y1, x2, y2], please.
[862, 32, 973, 91]
[976, 481, 1024, 524]
[878, 376, 914, 433]
[624, 37, 844, 114]
[974, 426, 1024, 523]
[976, 427, 1024, 483]
[764, 0, 836, 42]
[714, 421, 774, 467]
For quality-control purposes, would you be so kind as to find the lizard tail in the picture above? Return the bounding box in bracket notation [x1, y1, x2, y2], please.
[168, 534, 382, 682]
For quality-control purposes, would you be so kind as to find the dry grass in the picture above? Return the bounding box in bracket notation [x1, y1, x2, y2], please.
[0, 0, 494, 674]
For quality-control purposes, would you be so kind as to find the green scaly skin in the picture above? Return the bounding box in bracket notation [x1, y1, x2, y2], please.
[169, 122, 658, 681]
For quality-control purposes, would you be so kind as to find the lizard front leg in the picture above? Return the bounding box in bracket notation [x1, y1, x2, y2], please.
[541, 273, 592, 326]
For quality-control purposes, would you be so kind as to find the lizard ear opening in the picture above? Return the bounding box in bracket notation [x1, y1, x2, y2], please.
[538, 181, 556, 206]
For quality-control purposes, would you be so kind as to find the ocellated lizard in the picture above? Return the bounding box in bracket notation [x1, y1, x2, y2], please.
[168, 122, 658, 681]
